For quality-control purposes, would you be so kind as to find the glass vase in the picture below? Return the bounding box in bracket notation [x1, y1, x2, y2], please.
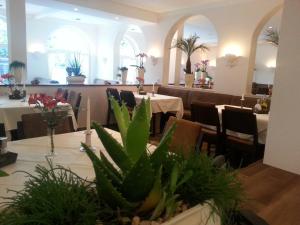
[46, 127, 56, 157]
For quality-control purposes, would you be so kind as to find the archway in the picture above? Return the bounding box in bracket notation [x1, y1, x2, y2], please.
[246, 4, 283, 94]
[47, 26, 91, 84]
[115, 25, 145, 83]
[163, 14, 218, 86]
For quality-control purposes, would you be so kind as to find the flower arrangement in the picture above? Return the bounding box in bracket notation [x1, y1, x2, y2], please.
[0, 73, 15, 89]
[131, 53, 148, 71]
[264, 28, 279, 46]
[29, 93, 69, 155]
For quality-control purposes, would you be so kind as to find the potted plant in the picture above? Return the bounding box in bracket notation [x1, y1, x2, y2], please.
[0, 99, 244, 225]
[66, 54, 86, 84]
[172, 35, 208, 88]
[131, 53, 147, 80]
[119, 66, 128, 84]
[9, 61, 26, 84]
[264, 28, 279, 46]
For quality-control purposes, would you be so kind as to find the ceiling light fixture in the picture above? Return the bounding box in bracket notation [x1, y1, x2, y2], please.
[74, 8, 79, 11]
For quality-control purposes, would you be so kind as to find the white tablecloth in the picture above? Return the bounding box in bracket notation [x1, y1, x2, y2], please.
[0, 97, 78, 131]
[135, 93, 184, 118]
[216, 105, 269, 144]
[0, 129, 155, 202]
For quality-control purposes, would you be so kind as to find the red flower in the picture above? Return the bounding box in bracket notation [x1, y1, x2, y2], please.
[1, 73, 14, 79]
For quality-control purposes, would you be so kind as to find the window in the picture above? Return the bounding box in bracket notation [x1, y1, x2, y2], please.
[47, 27, 90, 84]
[119, 36, 139, 83]
[0, 18, 8, 75]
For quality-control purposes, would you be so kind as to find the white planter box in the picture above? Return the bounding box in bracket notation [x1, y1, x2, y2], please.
[66, 76, 85, 84]
[162, 203, 220, 225]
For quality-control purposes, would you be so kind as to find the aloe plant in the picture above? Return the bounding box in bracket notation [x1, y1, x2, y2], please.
[0, 170, 8, 177]
[82, 98, 192, 221]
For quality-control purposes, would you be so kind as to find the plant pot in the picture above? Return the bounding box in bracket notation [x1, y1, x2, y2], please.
[200, 72, 208, 80]
[195, 71, 201, 81]
[162, 203, 220, 225]
[185, 74, 194, 88]
[137, 68, 145, 80]
[66, 76, 85, 85]
[121, 71, 128, 84]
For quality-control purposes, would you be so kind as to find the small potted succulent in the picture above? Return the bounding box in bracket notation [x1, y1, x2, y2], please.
[66, 54, 86, 84]
[172, 35, 208, 88]
[118, 66, 128, 84]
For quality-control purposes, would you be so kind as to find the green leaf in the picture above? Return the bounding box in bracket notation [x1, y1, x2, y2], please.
[170, 163, 179, 194]
[138, 167, 163, 213]
[150, 123, 176, 171]
[111, 98, 130, 144]
[83, 145, 134, 209]
[83, 144, 122, 188]
[121, 153, 155, 202]
[151, 191, 167, 220]
[0, 170, 8, 177]
[93, 123, 132, 173]
[100, 151, 123, 180]
[125, 99, 150, 164]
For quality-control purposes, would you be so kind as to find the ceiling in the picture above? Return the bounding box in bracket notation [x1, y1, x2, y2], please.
[111, 0, 253, 13]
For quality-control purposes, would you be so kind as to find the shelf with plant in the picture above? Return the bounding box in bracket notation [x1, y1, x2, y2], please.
[0, 98, 244, 225]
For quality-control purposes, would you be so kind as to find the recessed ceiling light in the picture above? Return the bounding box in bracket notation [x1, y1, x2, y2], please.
[268, 26, 273, 29]
[115, 17, 119, 20]
[74, 8, 79, 11]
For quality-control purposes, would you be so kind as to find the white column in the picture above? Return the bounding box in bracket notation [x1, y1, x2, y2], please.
[174, 26, 184, 86]
[6, 0, 27, 81]
[264, 0, 300, 175]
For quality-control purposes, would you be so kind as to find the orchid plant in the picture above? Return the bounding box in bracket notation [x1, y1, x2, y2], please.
[132, 53, 148, 71]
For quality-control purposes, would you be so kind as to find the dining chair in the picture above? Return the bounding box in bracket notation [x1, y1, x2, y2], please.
[74, 93, 82, 121]
[20, 113, 74, 139]
[106, 88, 121, 127]
[163, 116, 202, 159]
[222, 108, 264, 168]
[191, 101, 222, 155]
[120, 90, 136, 110]
[0, 123, 5, 137]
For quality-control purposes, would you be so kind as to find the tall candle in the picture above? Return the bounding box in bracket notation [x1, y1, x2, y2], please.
[241, 94, 245, 100]
[87, 97, 91, 133]
[152, 83, 155, 92]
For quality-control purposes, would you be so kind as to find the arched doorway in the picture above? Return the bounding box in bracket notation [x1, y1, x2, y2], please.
[246, 4, 283, 94]
[47, 26, 91, 84]
[163, 15, 218, 86]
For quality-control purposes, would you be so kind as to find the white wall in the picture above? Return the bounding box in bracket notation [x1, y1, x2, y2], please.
[264, 0, 300, 175]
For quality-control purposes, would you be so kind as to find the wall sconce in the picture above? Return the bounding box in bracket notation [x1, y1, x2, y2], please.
[150, 55, 158, 66]
[225, 54, 240, 68]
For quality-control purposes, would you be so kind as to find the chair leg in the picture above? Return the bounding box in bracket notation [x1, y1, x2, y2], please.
[106, 110, 111, 128]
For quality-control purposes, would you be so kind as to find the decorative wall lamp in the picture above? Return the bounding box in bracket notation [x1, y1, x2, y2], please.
[222, 43, 243, 68]
[148, 47, 161, 66]
[225, 54, 240, 68]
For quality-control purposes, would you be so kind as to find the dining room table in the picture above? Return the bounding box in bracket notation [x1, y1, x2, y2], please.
[0, 96, 78, 137]
[134, 93, 184, 119]
[216, 105, 269, 144]
[0, 128, 127, 203]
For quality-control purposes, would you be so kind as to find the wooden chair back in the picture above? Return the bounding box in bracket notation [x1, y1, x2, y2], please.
[164, 116, 202, 158]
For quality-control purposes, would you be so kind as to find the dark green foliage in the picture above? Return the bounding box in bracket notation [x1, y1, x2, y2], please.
[0, 162, 98, 225]
[0, 170, 8, 177]
[174, 153, 244, 223]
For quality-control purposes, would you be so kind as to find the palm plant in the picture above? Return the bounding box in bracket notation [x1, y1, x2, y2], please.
[172, 34, 209, 74]
[264, 28, 279, 46]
